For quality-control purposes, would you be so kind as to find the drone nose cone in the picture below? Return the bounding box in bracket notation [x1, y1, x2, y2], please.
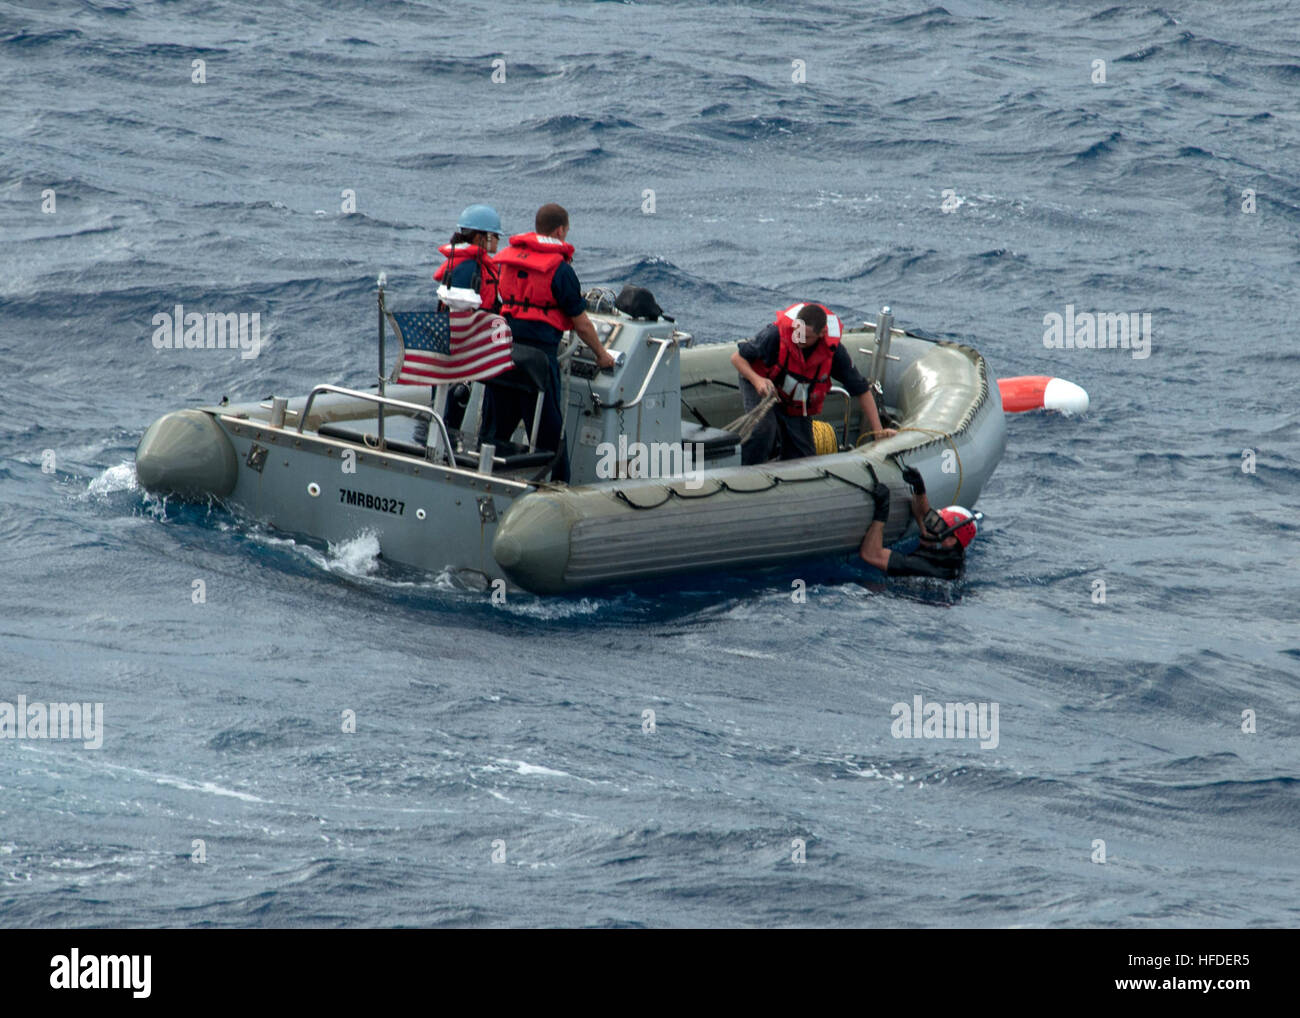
[997, 375, 1090, 415]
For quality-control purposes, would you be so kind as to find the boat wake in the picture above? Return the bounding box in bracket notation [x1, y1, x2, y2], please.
[84, 460, 138, 498]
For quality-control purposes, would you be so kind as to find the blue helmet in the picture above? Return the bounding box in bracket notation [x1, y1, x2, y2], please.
[456, 204, 502, 235]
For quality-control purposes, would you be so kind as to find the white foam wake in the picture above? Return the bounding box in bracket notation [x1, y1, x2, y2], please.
[85, 460, 138, 497]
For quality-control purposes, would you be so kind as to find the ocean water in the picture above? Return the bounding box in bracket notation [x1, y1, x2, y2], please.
[1, 0, 1297, 927]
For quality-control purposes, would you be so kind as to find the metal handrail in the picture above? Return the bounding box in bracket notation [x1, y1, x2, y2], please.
[867, 306, 895, 397]
[296, 384, 455, 464]
[824, 385, 852, 446]
[598, 336, 672, 411]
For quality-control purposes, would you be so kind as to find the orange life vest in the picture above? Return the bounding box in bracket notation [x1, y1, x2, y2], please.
[434, 242, 500, 312]
[754, 303, 843, 415]
[493, 232, 576, 332]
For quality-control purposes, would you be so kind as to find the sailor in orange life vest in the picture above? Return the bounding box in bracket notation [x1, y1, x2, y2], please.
[415, 204, 504, 446]
[857, 464, 978, 580]
[434, 204, 502, 312]
[730, 302, 897, 465]
[481, 203, 616, 483]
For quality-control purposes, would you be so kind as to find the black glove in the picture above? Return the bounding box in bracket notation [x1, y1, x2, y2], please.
[871, 481, 890, 522]
[900, 464, 925, 495]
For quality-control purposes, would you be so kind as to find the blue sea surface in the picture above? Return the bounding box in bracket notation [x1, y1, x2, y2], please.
[1, 0, 1297, 927]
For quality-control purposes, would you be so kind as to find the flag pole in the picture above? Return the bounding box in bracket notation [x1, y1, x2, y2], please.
[377, 271, 387, 447]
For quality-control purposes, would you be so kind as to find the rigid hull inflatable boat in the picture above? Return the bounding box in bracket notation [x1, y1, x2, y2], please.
[135, 295, 1007, 594]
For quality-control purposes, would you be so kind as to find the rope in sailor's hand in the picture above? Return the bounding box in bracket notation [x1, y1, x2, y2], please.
[722, 392, 778, 443]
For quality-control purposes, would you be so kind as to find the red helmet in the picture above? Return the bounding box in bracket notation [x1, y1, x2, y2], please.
[938, 506, 977, 548]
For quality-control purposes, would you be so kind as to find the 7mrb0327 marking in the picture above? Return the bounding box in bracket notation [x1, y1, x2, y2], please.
[339, 487, 405, 515]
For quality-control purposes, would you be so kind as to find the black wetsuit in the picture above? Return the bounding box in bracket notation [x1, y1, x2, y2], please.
[886, 542, 964, 580]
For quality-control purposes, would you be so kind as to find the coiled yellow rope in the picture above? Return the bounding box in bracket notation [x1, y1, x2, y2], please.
[811, 419, 837, 456]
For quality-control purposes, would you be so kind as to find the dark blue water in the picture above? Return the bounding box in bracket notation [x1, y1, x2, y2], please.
[2, 0, 1297, 927]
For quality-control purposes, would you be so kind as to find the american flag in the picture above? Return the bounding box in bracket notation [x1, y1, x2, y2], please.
[386, 309, 513, 385]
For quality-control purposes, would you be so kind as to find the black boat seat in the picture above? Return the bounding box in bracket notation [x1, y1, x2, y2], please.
[453, 442, 554, 471]
[315, 417, 553, 472]
[317, 420, 427, 458]
[680, 421, 741, 462]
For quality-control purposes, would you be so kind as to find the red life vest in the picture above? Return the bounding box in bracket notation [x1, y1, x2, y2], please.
[493, 232, 576, 332]
[754, 303, 844, 415]
[434, 242, 500, 312]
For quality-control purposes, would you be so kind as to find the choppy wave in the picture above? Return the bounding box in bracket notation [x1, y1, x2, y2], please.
[1, 0, 1296, 929]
